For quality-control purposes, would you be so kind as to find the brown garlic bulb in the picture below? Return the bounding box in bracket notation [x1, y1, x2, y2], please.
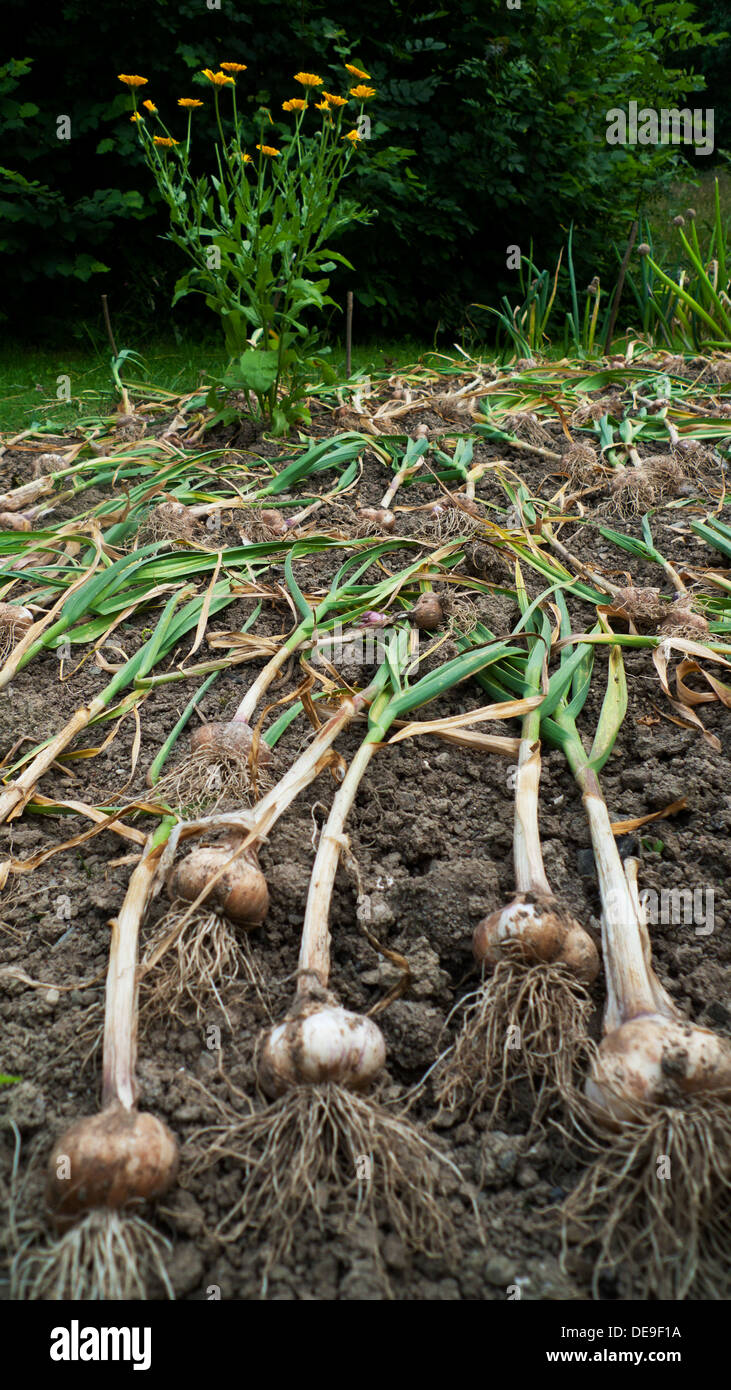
[32, 452, 66, 476]
[46, 1104, 178, 1232]
[585, 1015, 731, 1126]
[658, 604, 709, 642]
[257, 509, 288, 536]
[641, 453, 684, 484]
[408, 593, 444, 630]
[168, 844, 269, 926]
[564, 443, 599, 475]
[147, 501, 195, 541]
[610, 587, 668, 631]
[473, 892, 600, 985]
[450, 494, 482, 517]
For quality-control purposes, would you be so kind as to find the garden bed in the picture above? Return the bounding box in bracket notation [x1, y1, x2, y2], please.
[1, 352, 730, 1301]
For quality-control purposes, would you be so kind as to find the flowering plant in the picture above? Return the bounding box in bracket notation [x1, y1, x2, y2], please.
[119, 65, 376, 434]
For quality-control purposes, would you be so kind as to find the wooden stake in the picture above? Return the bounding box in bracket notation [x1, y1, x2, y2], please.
[101, 295, 119, 360]
[345, 291, 353, 378]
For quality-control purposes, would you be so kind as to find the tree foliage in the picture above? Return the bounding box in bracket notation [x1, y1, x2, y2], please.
[1, 1, 727, 340]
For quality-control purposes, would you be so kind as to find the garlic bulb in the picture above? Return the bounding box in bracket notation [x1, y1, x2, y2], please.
[0, 602, 33, 633]
[473, 892, 600, 984]
[408, 593, 444, 630]
[452, 495, 482, 518]
[257, 508, 288, 535]
[585, 1014, 731, 1125]
[46, 1103, 178, 1231]
[658, 604, 709, 642]
[147, 500, 195, 541]
[33, 452, 66, 475]
[168, 845, 269, 926]
[258, 997, 386, 1097]
[610, 587, 667, 630]
[357, 507, 396, 532]
[190, 719, 272, 764]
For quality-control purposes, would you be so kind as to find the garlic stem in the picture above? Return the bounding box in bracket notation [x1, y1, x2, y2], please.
[232, 641, 294, 725]
[660, 558, 687, 595]
[102, 832, 163, 1111]
[286, 497, 323, 528]
[298, 738, 377, 987]
[249, 696, 367, 839]
[579, 770, 661, 1031]
[164, 694, 369, 871]
[381, 459, 422, 509]
[513, 711, 552, 896]
[0, 477, 55, 511]
[546, 531, 622, 599]
[624, 855, 679, 1018]
[0, 695, 109, 823]
[464, 462, 488, 502]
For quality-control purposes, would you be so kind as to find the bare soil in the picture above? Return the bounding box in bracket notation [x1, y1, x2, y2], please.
[1, 374, 730, 1301]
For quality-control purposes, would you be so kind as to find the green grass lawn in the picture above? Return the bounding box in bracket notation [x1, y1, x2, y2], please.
[0, 337, 436, 435]
[3, 169, 728, 437]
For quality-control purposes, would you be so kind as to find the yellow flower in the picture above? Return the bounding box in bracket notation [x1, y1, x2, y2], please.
[130, 112, 143, 123]
[220, 62, 247, 73]
[201, 68, 235, 86]
[154, 136, 179, 147]
[322, 91, 348, 107]
[256, 144, 281, 156]
[282, 98, 307, 112]
[142, 100, 157, 113]
[349, 84, 376, 99]
[118, 74, 148, 87]
[345, 63, 371, 80]
[241, 153, 253, 163]
[293, 72, 323, 87]
[342, 129, 362, 143]
[314, 100, 330, 111]
[178, 98, 204, 108]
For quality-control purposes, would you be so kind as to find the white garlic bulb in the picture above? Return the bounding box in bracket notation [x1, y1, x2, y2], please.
[258, 1002, 386, 1097]
[586, 1013, 731, 1125]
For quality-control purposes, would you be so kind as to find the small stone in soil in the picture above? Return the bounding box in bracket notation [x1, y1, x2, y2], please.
[484, 1255, 515, 1286]
[576, 849, 596, 877]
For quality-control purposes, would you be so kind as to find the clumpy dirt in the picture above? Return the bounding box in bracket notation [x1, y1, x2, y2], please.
[1, 365, 730, 1302]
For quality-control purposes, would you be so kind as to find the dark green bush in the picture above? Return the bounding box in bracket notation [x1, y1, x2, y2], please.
[1, 1, 727, 343]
